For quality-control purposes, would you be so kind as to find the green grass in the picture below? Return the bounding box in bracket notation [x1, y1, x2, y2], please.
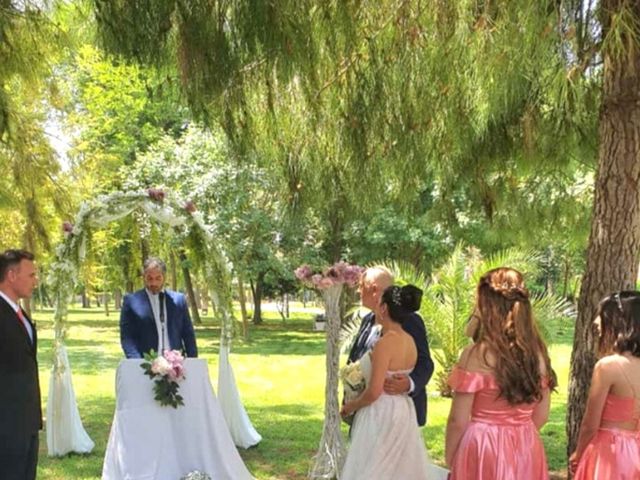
[34, 304, 571, 479]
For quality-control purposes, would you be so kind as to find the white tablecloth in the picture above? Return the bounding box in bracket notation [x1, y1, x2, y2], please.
[102, 359, 253, 480]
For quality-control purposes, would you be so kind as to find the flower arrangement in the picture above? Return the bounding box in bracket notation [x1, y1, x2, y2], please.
[340, 360, 366, 401]
[180, 471, 211, 480]
[339, 359, 366, 426]
[141, 349, 186, 408]
[294, 261, 364, 289]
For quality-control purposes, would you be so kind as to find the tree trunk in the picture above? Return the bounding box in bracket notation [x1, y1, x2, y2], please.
[170, 251, 178, 291]
[81, 289, 90, 308]
[179, 251, 201, 325]
[284, 293, 289, 319]
[141, 238, 150, 265]
[251, 272, 264, 324]
[562, 258, 570, 299]
[103, 293, 110, 317]
[114, 288, 122, 309]
[567, 2, 640, 466]
[200, 283, 209, 315]
[237, 275, 249, 339]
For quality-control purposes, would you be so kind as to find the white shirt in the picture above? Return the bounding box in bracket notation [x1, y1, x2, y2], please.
[146, 289, 169, 354]
[0, 289, 34, 343]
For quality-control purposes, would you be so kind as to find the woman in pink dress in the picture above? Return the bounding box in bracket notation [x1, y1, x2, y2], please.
[569, 291, 640, 479]
[445, 267, 556, 480]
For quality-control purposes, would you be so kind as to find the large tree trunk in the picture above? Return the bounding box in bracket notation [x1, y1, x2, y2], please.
[566, 1, 640, 466]
[179, 251, 202, 325]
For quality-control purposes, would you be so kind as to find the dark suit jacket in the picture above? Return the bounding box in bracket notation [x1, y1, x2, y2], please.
[347, 311, 434, 426]
[0, 296, 42, 450]
[120, 289, 198, 358]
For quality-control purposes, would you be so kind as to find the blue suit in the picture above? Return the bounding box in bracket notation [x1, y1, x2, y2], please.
[120, 289, 198, 358]
[347, 311, 434, 426]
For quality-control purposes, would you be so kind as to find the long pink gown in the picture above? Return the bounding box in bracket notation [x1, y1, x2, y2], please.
[574, 393, 640, 480]
[448, 366, 549, 480]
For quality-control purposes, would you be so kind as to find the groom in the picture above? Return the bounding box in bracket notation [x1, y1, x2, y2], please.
[347, 266, 434, 426]
[120, 257, 198, 358]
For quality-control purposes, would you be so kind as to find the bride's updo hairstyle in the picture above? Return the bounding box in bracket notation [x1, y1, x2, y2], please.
[381, 285, 423, 324]
[475, 267, 557, 404]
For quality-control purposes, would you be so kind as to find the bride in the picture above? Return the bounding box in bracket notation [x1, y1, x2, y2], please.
[340, 284, 439, 480]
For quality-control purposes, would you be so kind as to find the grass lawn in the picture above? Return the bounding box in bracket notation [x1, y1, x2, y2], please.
[34, 304, 571, 479]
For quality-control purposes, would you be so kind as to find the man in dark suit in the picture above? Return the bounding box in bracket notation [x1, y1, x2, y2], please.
[120, 257, 198, 358]
[0, 249, 41, 480]
[347, 266, 434, 426]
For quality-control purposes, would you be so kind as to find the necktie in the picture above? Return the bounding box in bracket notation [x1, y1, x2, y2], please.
[158, 292, 167, 351]
[16, 308, 31, 342]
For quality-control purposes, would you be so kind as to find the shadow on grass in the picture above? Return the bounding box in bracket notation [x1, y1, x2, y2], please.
[195, 322, 328, 357]
[40, 398, 325, 480]
[242, 403, 328, 480]
[39, 394, 116, 479]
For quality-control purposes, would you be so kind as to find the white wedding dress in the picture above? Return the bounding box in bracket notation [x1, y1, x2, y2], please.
[341, 353, 448, 480]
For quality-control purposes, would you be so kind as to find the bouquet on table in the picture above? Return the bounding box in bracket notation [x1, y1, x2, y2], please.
[141, 349, 186, 408]
[340, 359, 366, 425]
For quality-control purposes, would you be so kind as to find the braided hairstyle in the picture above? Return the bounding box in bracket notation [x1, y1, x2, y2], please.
[475, 267, 556, 404]
[596, 291, 640, 357]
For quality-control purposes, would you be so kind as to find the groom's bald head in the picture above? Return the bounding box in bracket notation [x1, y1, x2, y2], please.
[359, 266, 393, 311]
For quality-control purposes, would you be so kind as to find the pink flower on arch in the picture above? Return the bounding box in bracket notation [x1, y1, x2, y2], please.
[184, 200, 197, 213]
[147, 188, 166, 202]
[62, 221, 74, 235]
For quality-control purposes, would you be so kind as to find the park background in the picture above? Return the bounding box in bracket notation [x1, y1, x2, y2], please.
[2, 1, 640, 479]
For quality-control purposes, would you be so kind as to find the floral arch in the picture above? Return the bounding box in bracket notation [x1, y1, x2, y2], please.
[46, 189, 260, 456]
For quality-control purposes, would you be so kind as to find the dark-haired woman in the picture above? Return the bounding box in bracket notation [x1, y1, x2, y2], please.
[445, 267, 556, 480]
[569, 291, 640, 479]
[340, 285, 440, 479]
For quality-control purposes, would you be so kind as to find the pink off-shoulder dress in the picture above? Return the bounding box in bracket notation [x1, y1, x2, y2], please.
[448, 366, 549, 480]
[574, 393, 640, 480]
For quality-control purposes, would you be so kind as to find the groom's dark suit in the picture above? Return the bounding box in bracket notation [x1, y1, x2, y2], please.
[348, 311, 434, 426]
[120, 289, 198, 358]
[0, 295, 42, 480]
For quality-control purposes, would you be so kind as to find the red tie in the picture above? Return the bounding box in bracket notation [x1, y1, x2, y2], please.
[16, 308, 31, 339]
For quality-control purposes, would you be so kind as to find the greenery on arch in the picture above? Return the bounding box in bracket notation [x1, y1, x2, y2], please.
[47, 188, 237, 373]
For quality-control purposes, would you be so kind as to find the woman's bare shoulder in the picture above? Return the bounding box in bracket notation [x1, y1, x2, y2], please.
[458, 343, 492, 372]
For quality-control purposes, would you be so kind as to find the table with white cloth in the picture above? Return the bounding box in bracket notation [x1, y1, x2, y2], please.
[102, 359, 254, 480]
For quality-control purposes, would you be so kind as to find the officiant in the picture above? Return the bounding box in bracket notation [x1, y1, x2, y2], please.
[120, 257, 198, 358]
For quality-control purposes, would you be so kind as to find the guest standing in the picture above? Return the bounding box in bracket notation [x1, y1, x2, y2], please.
[120, 257, 197, 358]
[445, 267, 555, 480]
[570, 291, 640, 479]
[0, 249, 41, 480]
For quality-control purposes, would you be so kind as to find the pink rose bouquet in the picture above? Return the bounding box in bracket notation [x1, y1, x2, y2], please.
[141, 349, 186, 408]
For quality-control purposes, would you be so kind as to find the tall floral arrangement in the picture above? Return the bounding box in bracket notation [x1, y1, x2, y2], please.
[295, 261, 363, 480]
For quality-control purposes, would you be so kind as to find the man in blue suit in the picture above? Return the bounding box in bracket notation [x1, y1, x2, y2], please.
[347, 266, 434, 426]
[120, 257, 198, 358]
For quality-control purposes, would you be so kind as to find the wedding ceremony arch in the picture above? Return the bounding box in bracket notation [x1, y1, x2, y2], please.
[46, 189, 261, 456]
